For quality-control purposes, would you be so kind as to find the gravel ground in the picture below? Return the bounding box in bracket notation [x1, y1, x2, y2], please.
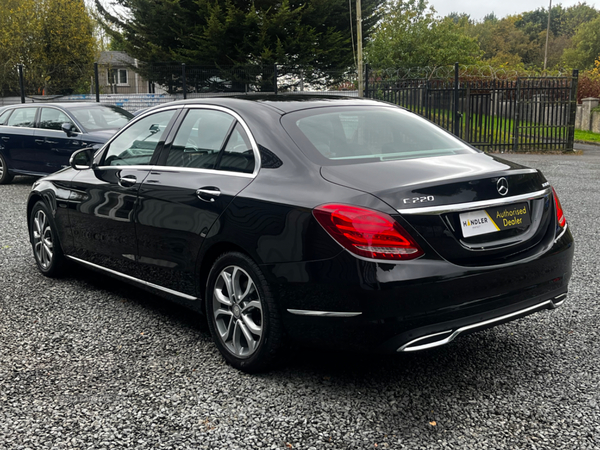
[1, 153, 599, 450]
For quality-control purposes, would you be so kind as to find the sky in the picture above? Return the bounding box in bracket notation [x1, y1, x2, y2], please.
[429, 0, 599, 21]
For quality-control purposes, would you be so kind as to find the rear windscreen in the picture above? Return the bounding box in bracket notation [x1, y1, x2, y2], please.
[281, 106, 478, 165]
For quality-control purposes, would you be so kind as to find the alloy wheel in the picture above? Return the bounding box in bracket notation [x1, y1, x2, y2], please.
[212, 265, 263, 358]
[32, 209, 54, 270]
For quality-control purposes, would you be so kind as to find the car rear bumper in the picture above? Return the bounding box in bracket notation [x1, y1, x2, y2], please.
[388, 292, 567, 352]
[263, 228, 574, 353]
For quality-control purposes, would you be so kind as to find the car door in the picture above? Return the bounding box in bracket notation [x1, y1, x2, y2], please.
[67, 108, 180, 276]
[1, 107, 39, 173]
[134, 106, 258, 296]
[34, 107, 86, 173]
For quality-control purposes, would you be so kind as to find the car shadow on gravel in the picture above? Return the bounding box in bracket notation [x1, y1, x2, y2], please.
[64, 263, 210, 335]
[9, 175, 39, 186]
[56, 264, 552, 389]
[270, 327, 550, 388]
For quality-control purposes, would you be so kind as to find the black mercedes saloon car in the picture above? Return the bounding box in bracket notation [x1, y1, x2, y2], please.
[0, 102, 132, 184]
[27, 96, 574, 372]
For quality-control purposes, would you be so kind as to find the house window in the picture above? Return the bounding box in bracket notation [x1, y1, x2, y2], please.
[108, 68, 128, 86]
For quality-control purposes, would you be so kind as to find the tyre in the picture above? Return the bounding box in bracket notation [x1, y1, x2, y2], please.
[0, 153, 14, 184]
[30, 201, 67, 277]
[205, 252, 283, 372]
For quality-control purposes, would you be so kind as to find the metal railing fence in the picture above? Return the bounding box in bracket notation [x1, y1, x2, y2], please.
[1, 62, 578, 151]
[365, 64, 579, 152]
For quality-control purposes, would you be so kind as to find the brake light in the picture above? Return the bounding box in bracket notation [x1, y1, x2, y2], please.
[313, 204, 424, 260]
[551, 187, 566, 228]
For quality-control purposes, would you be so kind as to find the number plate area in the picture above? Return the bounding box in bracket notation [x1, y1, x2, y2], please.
[459, 202, 531, 238]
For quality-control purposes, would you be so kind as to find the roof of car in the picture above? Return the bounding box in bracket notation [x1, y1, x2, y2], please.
[151, 94, 389, 114]
[2, 102, 121, 110]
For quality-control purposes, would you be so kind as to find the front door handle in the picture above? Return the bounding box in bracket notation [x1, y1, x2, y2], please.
[196, 186, 221, 202]
[35, 139, 45, 144]
[118, 174, 137, 188]
[2, 136, 10, 142]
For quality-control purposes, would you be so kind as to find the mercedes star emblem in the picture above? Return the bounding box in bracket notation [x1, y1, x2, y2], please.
[497, 177, 509, 196]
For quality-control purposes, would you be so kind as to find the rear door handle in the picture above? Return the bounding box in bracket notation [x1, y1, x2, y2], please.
[35, 139, 45, 144]
[2, 136, 10, 142]
[118, 174, 137, 188]
[196, 186, 221, 202]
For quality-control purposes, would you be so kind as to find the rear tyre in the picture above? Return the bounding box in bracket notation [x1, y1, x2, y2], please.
[30, 201, 67, 277]
[205, 252, 283, 373]
[0, 153, 14, 184]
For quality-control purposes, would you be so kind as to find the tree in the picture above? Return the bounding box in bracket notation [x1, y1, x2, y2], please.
[95, 0, 382, 69]
[0, 0, 97, 96]
[469, 15, 537, 67]
[562, 14, 600, 69]
[365, 0, 481, 68]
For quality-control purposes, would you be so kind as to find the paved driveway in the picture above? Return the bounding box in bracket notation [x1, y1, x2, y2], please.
[0, 152, 598, 449]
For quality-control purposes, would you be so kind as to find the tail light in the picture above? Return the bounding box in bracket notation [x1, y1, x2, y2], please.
[551, 187, 566, 229]
[313, 204, 423, 260]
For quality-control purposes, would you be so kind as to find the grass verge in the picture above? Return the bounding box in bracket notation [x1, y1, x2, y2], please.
[575, 129, 600, 143]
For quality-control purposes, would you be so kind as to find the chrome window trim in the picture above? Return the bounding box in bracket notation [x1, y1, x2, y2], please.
[91, 164, 255, 179]
[287, 309, 362, 317]
[148, 166, 255, 179]
[397, 188, 551, 215]
[89, 165, 155, 171]
[95, 104, 262, 178]
[66, 255, 198, 301]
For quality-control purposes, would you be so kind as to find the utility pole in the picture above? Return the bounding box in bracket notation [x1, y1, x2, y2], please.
[357, 0, 363, 97]
[543, 0, 552, 71]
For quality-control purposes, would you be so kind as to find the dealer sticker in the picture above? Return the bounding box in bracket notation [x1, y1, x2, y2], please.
[460, 202, 531, 238]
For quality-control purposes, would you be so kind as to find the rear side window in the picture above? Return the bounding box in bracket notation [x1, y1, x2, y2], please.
[103, 110, 177, 166]
[166, 109, 234, 170]
[219, 123, 255, 174]
[282, 106, 477, 165]
[165, 109, 255, 174]
[6, 107, 37, 128]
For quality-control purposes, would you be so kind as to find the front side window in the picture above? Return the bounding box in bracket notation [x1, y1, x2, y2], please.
[39, 108, 73, 131]
[282, 106, 477, 165]
[166, 109, 235, 170]
[103, 109, 177, 166]
[6, 107, 37, 128]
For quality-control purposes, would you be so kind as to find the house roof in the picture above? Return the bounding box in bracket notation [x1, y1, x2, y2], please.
[96, 51, 136, 66]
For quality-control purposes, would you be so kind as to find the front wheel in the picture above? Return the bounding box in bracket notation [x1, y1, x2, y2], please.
[205, 252, 283, 372]
[30, 201, 67, 277]
[0, 153, 14, 184]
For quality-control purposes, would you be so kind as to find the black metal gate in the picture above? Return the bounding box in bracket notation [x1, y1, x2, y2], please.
[365, 65, 579, 152]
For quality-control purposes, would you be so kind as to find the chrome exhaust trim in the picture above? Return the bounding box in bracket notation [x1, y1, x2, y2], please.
[397, 295, 566, 352]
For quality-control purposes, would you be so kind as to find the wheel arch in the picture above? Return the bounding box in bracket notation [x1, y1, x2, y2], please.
[197, 241, 253, 308]
[26, 193, 45, 236]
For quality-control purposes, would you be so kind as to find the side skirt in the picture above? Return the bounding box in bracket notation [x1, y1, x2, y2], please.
[66, 255, 198, 302]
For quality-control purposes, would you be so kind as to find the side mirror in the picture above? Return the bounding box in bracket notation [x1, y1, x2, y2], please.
[61, 122, 77, 137]
[70, 148, 95, 170]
